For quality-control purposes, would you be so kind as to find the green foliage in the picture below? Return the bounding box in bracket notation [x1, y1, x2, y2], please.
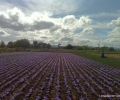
[101, 46, 108, 50]
[0, 48, 15, 53]
[76, 46, 83, 50]
[108, 47, 114, 51]
[68, 50, 120, 69]
[82, 45, 88, 50]
[7, 41, 14, 48]
[0, 39, 52, 53]
[14, 39, 30, 49]
[42, 43, 47, 49]
[65, 44, 73, 49]
[33, 41, 38, 48]
[46, 43, 51, 49]
[33, 41, 51, 49]
[75, 45, 89, 50]
[0, 40, 6, 48]
[15, 47, 24, 52]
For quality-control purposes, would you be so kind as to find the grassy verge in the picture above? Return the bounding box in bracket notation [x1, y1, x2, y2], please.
[68, 50, 120, 69]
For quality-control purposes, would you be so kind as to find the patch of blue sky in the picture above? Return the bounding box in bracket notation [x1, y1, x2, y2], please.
[82, 0, 120, 14]
[93, 29, 112, 41]
[94, 28, 111, 34]
[74, 0, 120, 17]
[92, 17, 117, 23]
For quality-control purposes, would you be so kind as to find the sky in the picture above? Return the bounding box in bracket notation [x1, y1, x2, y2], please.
[0, 0, 120, 48]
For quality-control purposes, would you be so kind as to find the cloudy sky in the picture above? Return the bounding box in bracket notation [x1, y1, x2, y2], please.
[0, 0, 120, 47]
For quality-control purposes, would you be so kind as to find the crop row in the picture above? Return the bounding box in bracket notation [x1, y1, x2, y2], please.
[0, 52, 120, 100]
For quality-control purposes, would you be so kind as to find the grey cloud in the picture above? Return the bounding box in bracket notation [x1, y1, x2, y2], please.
[50, 25, 61, 33]
[49, 40, 60, 45]
[40, 36, 47, 39]
[0, 30, 10, 37]
[60, 37, 74, 41]
[61, 28, 71, 33]
[79, 39, 92, 45]
[31, 21, 55, 31]
[0, 34, 19, 42]
[0, 11, 28, 31]
[0, 10, 55, 31]
[0, 31, 5, 35]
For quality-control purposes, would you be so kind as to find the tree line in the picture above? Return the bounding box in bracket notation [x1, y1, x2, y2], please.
[0, 39, 52, 49]
[33, 41, 51, 49]
[64, 44, 115, 51]
[0, 39, 115, 51]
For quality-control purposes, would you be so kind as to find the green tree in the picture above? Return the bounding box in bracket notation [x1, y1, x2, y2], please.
[37, 42, 44, 48]
[82, 45, 88, 50]
[7, 41, 14, 48]
[33, 41, 38, 48]
[101, 46, 108, 51]
[46, 43, 51, 49]
[108, 47, 114, 51]
[76, 46, 83, 50]
[0, 40, 6, 48]
[43, 43, 47, 49]
[14, 39, 30, 49]
[65, 44, 73, 49]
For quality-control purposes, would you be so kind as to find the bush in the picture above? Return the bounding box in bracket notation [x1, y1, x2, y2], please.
[65, 44, 74, 49]
[108, 47, 114, 51]
[15, 47, 24, 52]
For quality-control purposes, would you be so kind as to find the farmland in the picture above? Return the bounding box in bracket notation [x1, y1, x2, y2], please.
[0, 52, 120, 100]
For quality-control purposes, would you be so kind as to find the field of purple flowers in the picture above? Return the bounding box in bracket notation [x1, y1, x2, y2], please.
[0, 52, 120, 100]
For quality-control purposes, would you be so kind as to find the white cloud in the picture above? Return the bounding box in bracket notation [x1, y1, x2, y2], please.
[61, 15, 93, 30]
[0, 7, 93, 32]
[108, 27, 120, 38]
[0, 7, 94, 46]
[107, 19, 120, 47]
[108, 17, 120, 27]
[78, 16, 92, 27]
[63, 15, 76, 26]
[81, 27, 94, 36]
[0, 7, 55, 31]
[0, 7, 114, 47]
